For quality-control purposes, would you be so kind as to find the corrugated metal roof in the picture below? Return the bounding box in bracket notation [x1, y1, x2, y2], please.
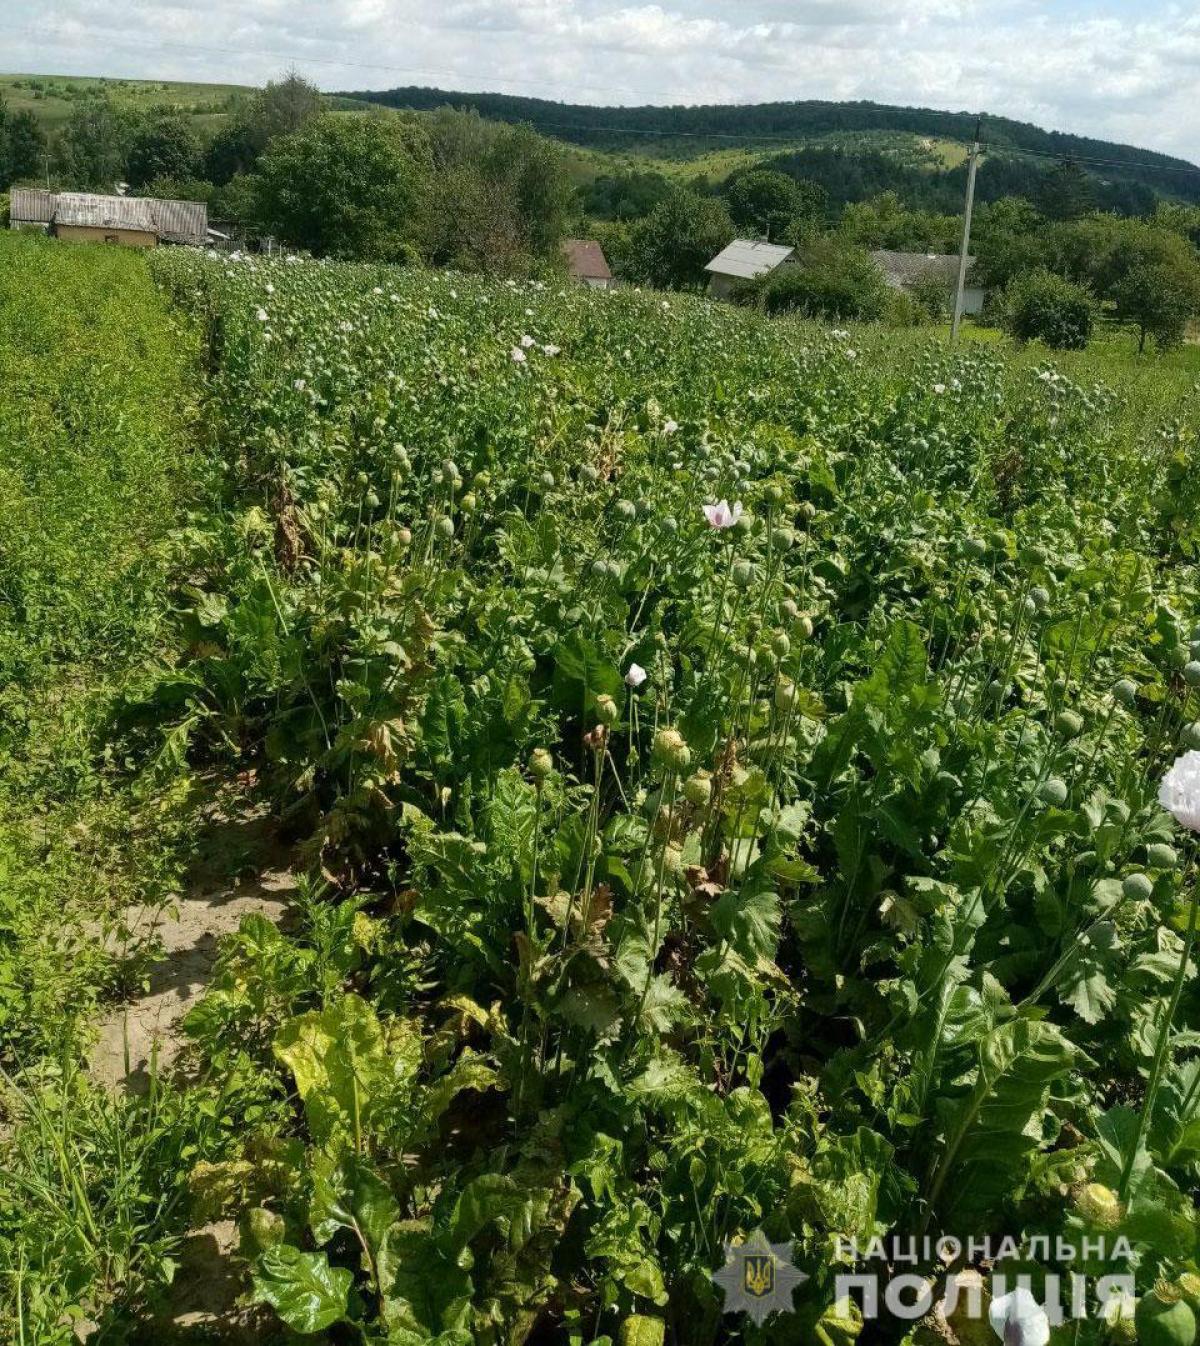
[8, 190, 207, 245]
[55, 192, 159, 232]
[10, 188, 55, 224]
[705, 239, 795, 280]
[152, 197, 208, 246]
[870, 250, 976, 288]
[563, 238, 613, 281]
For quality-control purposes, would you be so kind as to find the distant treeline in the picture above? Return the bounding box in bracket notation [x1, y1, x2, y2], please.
[337, 87, 1200, 207]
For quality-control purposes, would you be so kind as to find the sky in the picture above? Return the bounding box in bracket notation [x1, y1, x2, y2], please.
[7, 0, 1200, 162]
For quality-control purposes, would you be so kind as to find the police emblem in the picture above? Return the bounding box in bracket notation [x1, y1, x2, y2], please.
[712, 1229, 808, 1325]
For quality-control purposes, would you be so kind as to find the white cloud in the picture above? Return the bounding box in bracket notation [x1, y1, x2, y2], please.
[6, 0, 1199, 160]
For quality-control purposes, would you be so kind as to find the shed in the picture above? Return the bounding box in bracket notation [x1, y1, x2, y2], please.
[7, 189, 208, 248]
[563, 238, 615, 290]
[870, 249, 986, 316]
[705, 239, 796, 300]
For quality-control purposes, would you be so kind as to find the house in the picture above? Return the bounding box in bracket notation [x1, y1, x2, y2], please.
[563, 238, 615, 289]
[870, 249, 986, 316]
[705, 239, 796, 300]
[8, 188, 208, 248]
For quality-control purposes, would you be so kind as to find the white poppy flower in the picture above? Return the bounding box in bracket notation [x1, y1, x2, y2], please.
[703, 500, 743, 529]
[989, 1288, 1050, 1346]
[1160, 751, 1200, 831]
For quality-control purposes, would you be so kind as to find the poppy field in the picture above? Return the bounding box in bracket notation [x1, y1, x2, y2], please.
[5, 236, 1200, 1344]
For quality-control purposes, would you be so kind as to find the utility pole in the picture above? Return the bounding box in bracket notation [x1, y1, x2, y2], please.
[950, 118, 982, 347]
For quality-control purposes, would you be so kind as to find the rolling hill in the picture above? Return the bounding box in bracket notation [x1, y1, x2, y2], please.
[340, 85, 1200, 206]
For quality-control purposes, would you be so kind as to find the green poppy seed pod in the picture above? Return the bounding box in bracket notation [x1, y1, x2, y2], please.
[616, 498, 636, 520]
[1123, 873, 1154, 902]
[775, 677, 798, 712]
[764, 483, 785, 506]
[474, 469, 491, 490]
[660, 516, 678, 533]
[356, 471, 370, 487]
[1182, 723, 1200, 751]
[591, 558, 609, 577]
[528, 748, 553, 781]
[771, 631, 791, 658]
[441, 457, 459, 479]
[539, 470, 556, 490]
[1102, 597, 1123, 619]
[1191, 641, 1200, 659]
[605, 559, 622, 579]
[780, 598, 800, 621]
[1184, 661, 1200, 687]
[1168, 644, 1190, 670]
[1113, 678, 1138, 708]
[682, 771, 712, 808]
[1073, 1183, 1123, 1230]
[797, 501, 816, 523]
[772, 527, 795, 551]
[1022, 596, 1038, 618]
[459, 492, 477, 514]
[1021, 544, 1049, 567]
[1148, 844, 1179, 871]
[1030, 586, 1051, 611]
[731, 559, 755, 588]
[1179, 1275, 1200, 1315]
[652, 728, 690, 774]
[661, 843, 685, 879]
[1039, 778, 1069, 807]
[1135, 1285, 1196, 1346]
[364, 490, 381, 508]
[580, 463, 599, 483]
[396, 527, 412, 548]
[987, 529, 1009, 552]
[964, 537, 987, 558]
[594, 694, 619, 727]
[793, 615, 814, 640]
[985, 679, 1006, 702]
[1056, 709, 1084, 739]
[436, 516, 455, 539]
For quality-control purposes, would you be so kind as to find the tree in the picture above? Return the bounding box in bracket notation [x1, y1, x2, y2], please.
[3, 108, 46, 185]
[1038, 159, 1095, 222]
[1000, 268, 1096, 349]
[205, 74, 323, 185]
[60, 95, 130, 188]
[1113, 260, 1200, 352]
[579, 169, 671, 221]
[972, 196, 1045, 289]
[419, 110, 573, 273]
[752, 236, 890, 321]
[253, 114, 430, 260]
[726, 169, 803, 240]
[127, 110, 200, 189]
[625, 189, 734, 290]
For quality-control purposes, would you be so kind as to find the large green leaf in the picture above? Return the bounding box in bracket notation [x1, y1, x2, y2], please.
[274, 994, 387, 1146]
[934, 1018, 1080, 1225]
[252, 1244, 352, 1334]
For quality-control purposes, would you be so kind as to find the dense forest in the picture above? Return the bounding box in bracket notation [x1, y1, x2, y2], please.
[339, 87, 1200, 206]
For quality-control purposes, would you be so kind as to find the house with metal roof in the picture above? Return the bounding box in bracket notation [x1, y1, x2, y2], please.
[870, 249, 986, 315]
[705, 239, 797, 300]
[8, 188, 208, 249]
[563, 238, 616, 290]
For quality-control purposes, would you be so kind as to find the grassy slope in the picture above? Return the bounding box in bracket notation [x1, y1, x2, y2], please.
[0, 232, 200, 1061]
[0, 72, 252, 131]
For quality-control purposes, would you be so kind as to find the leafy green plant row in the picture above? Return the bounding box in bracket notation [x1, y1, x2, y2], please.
[131, 251, 1200, 1345]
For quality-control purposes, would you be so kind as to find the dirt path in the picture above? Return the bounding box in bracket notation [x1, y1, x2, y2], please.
[88, 802, 299, 1095]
